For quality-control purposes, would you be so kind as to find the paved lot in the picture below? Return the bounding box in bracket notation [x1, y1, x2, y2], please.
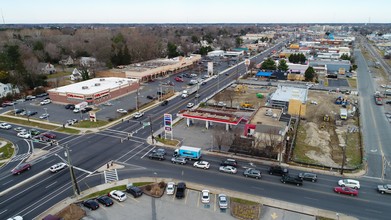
[327, 78, 349, 87]
[260, 206, 315, 220]
[82, 189, 234, 220]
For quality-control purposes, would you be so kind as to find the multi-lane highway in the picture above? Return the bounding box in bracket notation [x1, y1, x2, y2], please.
[1, 41, 390, 220]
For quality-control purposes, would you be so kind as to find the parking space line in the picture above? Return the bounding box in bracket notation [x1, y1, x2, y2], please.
[197, 191, 200, 207]
[130, 197, 140, 203]
[115, 201, 125, 207]
[214, 194, 217, 212]
[185, 190, 189, 204]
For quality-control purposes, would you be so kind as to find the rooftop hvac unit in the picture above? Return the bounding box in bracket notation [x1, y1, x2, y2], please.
[82, 86, 89, 90]
[95, 83, 101, 86]
[100, 78, 105, 81]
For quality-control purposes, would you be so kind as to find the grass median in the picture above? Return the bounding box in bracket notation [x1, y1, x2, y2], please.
[230, 197, 260, 220]
[81, 182, 152, 200]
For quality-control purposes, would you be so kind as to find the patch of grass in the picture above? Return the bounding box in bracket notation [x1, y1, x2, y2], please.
[0, 142, 14, 159]
[292, 123, 318, 164]
[47, 71, 71, 79]
[231, 197, 260, 220]
[133, 182, 153, 187]
[155, 137, 180, 146]
[347, 78, 357, 88]
[231, 197, 258, 206]
[324, 79, 328, 87]
[73, 120, 109, 128]
[316, 217, 334, 220]
[81, 185, 126, 200]
[0, 116, 58, 130]
[56, 127, 80, 134]
[345, 120, 362, 168]
[0, 162, 4, 167]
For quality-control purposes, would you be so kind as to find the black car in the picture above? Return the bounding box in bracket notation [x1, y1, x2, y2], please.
[147, 95, 156, 100]
[157, 91, 167, 95]
[148, 153, 165, 161]
[83, 199, 100, 210]
[243, 168, 261, 179]
[26, 111, 38, 116]
[281, 175, 303, 186]
[81, 107, 93, 113]
[14, 109, 25, 114]
[96, 195, 113, 206]
[176, 182, 186, 199]
[161, 100, 169, 106]
[298, 172, 317, 182]
[65, 104, 75, 109]
[268, 166, 289, 176]
[126, 186, 143, 198]
[221, 159, 238, 167]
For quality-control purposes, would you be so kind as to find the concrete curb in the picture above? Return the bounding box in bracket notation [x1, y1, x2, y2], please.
[35, 177, 357, 220]
[0, 169, 47, 197]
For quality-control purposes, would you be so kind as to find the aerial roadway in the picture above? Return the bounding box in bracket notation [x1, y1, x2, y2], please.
[0, 41, 389, 220]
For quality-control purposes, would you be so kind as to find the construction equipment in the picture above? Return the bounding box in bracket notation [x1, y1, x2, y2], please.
[323, 114, 330, 122]
[240, 102, 253, 108]
[234, 85, 248, 93]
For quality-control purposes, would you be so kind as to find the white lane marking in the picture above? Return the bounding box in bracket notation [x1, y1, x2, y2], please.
[116, 143, 145, 161]
[45, 181, 57, 189]
[46, 159, 56, 164]
[251, 186, 264, 191]
[124, 144, 154, 162]
[2, 180, 13, 186]
[304, 197, 319, 201]
[139, 145, 156, 159]
[0, 209, 7, 215]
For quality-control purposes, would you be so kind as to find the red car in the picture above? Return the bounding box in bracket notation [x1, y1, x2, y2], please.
[12, 163, 32, 175]
[175, 77, 184, 82]
[334, 186, 358, 196]
[42, 132, 56, 139]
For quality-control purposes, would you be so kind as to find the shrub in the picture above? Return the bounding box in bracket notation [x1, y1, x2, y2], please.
[145, 185, 152, 191]
[158, 181, 166, 189]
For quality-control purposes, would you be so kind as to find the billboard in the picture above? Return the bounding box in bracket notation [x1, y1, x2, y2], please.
[163, 113, 172, 135]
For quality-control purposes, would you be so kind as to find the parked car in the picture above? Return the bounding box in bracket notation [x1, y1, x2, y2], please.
[126, 186, 143, 198]
[281, 175, 303, 186]
[201, 190, 210, 203]
[26, 111, 38, 116]
[83, 199, 99, 210]
[17, 132, 31, 139]
[97, 195, 114, 207]
[0, 123, 12, 129]
[377, 184, 391, 194]
[219, 165, 237, 174]
[243, 168, 261, 179]
[148, 153, 165, 161]
[25, 95, 36, 100]
[268, 166, 289, 176]
[14, 109, 25, 114]
[103, 102, 113, 106]
[221, 159, 237, 167]
[186, 103, 194, 108]
[12, 163, 32, 175]
[217, 101, 226, 107]
[175, 77, 184, 82]
[65, 104, 75, 109]
[39, 113, 50, 119]
[108, 190, 127, 202]
[147, 95, 155, 100]
[338, 179, 360, 189]
[42, 132, 56, 139]
[133, 112, 144, 119]
[298, 172, 317, 182]
[40, 99, 51, 105]
[171, 157, 187, 165]
[218, 194, 228, 209]
[81, 107, 93, 113]
[116, 109, 128, 114]
[193, 161, 210, 169]
[334, 186, 358, 196]
[190, 73, 197, 77]
[49, 162, 67, 173]
[166, 182, 175, 195]
[175, 182, 186, 199]
[161, 100, 169, 106]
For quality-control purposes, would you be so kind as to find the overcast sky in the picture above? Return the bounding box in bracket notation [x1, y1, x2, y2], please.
[1, 0, 390, 24]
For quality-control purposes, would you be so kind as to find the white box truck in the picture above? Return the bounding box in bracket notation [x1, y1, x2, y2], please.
[73, 101, 88, 113]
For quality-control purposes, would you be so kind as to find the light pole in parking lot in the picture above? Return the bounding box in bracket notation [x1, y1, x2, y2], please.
[44, 108, 49, 122]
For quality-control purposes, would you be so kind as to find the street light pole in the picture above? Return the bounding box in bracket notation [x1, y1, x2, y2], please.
[64, 145, 80, 196]
[149, 115, 154, 144]
[44, 108, 49, 122]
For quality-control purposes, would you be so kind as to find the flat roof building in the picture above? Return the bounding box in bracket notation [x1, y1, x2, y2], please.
[270, 85, 308, 110]
[48, 77, 139, 105]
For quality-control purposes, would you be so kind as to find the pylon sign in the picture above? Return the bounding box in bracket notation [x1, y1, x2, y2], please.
[163, 113, 173, 139]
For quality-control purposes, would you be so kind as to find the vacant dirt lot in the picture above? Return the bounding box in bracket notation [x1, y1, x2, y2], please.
[293, 90, 362, 168]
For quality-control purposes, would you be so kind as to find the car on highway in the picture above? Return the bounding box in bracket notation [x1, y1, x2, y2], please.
[243, 168, 261, 179]
[83, 199, 99, 210]
[219, 165, 237, 174]
[133, 112, 144, 119]
[97, 195, 114, 207]
[6, 216, 23, 220]
[152, 148, 166, 155]
[161, 100, 169, 106]
[17, 132, 31, 139]
[221, 159, 237, 167]
[0, 122, 12, 129]
[218, 194, 228, 209]
[171, 157, 187, 165]
[147, 95, 156, 100]
[268, 166, 289, 176]
[334, 186, 358, 196]
[49, 162, 67, 173]
[42, 132, 56, 139]
[175, 182, 186, 199]
[39, 113, 50, 119]
[338, 179, 360, 189]
[14, 127, 26, 133]
[195, 93, 200, 98]
[108, 190, 127, 202]
[377, 184, 391, 194]
[12, 163, 32, 175]
[116, 109, 128, 114]
[29, 129, 41, 136]
[281, 175, 303, 186]
[40, 99, 51, 105]
[148, 152, 165, 161]
[126, 186, 143, 198]
[186, 103, 194, 108]
[201, 190, 210, 204]
[298, 172, 317, 182]
[193, 161, 210, 169]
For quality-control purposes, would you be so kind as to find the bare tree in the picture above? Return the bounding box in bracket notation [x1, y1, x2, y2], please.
[225, 89, 236, 108]
[212, 127, 232, 151]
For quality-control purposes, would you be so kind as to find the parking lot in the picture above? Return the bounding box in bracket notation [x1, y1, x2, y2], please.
[82, 189, 234, 220]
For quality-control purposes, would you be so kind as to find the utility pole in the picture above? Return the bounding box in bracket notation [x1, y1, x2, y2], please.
[136, 80, 140, 111]
[340, 127, 348, 175]
[65, 145, 80, 196]
[149, 116, 154, 144]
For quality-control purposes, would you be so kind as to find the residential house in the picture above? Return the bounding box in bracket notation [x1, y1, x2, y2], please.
[70, 68, 82, 81]
[59, 56, 74, 66]
[80, 57, 97, 67]
[39, 63, 57, 74]
[0, 83, 20, 98]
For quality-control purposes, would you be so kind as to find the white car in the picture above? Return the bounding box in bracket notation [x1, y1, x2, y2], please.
[17, 132, 31, 139]
[0, 123, 12, 129]
[218, 194, 228, 209]
[40, 99, 51, 105]
[49, 162, 67, 173]
[217, 101, 226, 107]
[6, 216, 23, 220]
[201, 190, 210, 204]
[219, 165, 237, 174]
[338, 179, 360, 189]
[108, 190, 127, 201]
[187, 103, 194, 108]
[14, 127, 26, 133]
[117, 109, 127, 114]
[193, 161, 210, 169]
[166, 182, 175, 195]
[39, 113, 50, 119]
[133, 112, 144, 119]
[190, 73, 197, 77]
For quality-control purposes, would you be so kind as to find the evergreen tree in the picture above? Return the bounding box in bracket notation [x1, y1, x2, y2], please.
[277, 59, 289, 72]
